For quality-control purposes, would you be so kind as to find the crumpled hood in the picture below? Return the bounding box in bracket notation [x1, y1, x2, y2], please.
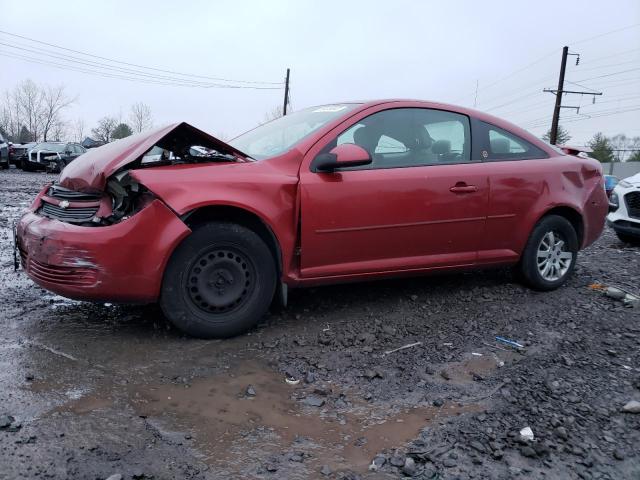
[59, 122, 248, 192]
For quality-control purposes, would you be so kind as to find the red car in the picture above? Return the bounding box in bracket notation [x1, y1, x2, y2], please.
[16, 100, 608, 338]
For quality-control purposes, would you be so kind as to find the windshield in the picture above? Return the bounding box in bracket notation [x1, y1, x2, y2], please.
[34, 143, 66, 152]
[230, 104, 361, 160]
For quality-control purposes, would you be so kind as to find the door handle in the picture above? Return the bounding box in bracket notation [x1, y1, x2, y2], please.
[449, 183, 477, 193]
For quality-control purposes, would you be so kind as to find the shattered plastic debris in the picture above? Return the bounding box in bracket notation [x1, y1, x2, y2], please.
[520, 426, 535, 441]
[588, 283, 607, 291]
[605, 287, 626, 300]
[495, 336, 524, 349]
[603, 286, 639, 308]
[383, 341, 422, 356]
[285, 377, 300, 385]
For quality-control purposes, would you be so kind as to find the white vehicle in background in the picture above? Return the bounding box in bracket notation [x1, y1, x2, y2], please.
[608, 172, 640, 244]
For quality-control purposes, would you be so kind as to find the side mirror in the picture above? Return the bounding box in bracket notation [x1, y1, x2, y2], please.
[311, 143, 372, 172]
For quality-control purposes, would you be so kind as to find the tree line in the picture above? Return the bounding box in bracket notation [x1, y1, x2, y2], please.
[543, 125, 639, 162]
[0, 79, 153, 144]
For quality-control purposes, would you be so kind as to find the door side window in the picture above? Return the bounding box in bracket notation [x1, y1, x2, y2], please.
[414, 109, 471, 164]
[328, 108, 471, 170]
[479, 123, 548, 161]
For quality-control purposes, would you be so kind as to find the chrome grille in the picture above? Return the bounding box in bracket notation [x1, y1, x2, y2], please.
[40, 202, 98, 223]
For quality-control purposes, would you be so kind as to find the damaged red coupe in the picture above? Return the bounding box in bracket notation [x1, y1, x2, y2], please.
[16, 100, 608, 338]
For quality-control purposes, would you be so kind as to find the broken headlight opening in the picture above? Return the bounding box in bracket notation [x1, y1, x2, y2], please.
[138, 145, 238, 167]
[102, 171, 155, 225]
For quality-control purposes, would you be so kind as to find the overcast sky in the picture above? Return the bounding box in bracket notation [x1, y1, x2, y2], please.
[2, 0, 639, 145]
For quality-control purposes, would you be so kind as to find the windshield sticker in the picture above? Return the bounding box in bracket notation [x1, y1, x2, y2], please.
[313, 105, 347, 113]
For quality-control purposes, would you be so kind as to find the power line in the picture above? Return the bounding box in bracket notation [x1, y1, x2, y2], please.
[570, 22, 640, 46]
[568, 59, 640, 73]
[571, 67, 640, 83]
[0, 29, 283, 86]
[485, 91, 547, 113]
[477, 73, 554, 109]
[456, 24, 640, 105]
[0, 41, 279, 89]
[580, 47, 640, 65]
[0, 50, 281, 89]
[520, 97, 640, 127]
[453, 49, 559, 104]
[522, 105, 640, 129]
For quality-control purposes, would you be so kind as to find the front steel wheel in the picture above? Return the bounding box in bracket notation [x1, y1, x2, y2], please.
[160, 222, 277, 338]
[519, 215, 578, 291]
[186, 246, 256, 314]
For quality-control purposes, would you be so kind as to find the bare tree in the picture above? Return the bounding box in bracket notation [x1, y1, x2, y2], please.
[73, 118, 85, 143]
[610, 134, 640, 162]
[1, 90, 21, 140]
[50, 119, 68, 142]
[261, 106, 284, 125]
[14, 79, 45, 141]
[91, 116, 118, 143]
[41, 85, 74, 141]
[0, 104, 15, 140]
[129, 102, 153, 133]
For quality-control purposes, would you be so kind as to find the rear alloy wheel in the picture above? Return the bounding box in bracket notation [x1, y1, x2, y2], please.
[160, 222, 277, 338]
[518, 215, 578, 290]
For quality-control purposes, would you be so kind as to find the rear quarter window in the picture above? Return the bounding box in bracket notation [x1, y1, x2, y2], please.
[477, 122, 548, 161]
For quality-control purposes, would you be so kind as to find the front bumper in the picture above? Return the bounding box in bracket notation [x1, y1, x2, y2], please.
[607, 186, 640, 238]
[16, 199, 191, 303]
[607, 218, 640, 238]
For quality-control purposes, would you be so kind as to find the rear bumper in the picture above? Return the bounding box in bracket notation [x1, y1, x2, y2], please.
[581, 182, 608, 249]
[16, 199, 191, 302]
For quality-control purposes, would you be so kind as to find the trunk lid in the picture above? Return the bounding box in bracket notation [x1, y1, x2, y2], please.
[59, 122, 248, 192]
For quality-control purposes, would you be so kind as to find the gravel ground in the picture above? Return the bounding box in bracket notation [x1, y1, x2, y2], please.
[0, 167, 638, 480]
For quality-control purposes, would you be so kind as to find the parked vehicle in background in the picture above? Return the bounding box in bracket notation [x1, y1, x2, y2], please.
[0, 133, 9, 169]
[604, 175, 619, 199]
[608, 172, 640, 244]
[9, 142, 37, 169]
[23, 142, 87, 172]
[16, 100, 608, 338]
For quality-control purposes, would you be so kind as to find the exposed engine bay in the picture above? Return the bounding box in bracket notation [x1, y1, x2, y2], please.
[39, 123, 250, 227]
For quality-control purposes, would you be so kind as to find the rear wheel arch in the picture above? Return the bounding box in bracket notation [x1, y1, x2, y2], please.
[536, 206, 584, 247]
[180, 205, 283, 276]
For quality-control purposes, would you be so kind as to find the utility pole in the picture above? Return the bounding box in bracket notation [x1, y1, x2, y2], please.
[549, 46, 568, 145]
[282, 68, 290, 116]
[544, 46, 601, 145]
[473, 79, 479, 108]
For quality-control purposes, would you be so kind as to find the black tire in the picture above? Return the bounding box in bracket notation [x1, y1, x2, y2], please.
[518, 215, 578, 291]
[615, 230, 640, 245]
[160, 222, 277, 338]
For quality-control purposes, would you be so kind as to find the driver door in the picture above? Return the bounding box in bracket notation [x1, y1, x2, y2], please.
[299, 106, 488, 278]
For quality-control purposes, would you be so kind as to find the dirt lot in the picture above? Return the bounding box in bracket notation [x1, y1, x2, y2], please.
[0, 167, 638, 480]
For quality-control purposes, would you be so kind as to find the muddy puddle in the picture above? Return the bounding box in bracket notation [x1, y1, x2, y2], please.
[434, 349, 520, 384]
[49, 361, 483, 475]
